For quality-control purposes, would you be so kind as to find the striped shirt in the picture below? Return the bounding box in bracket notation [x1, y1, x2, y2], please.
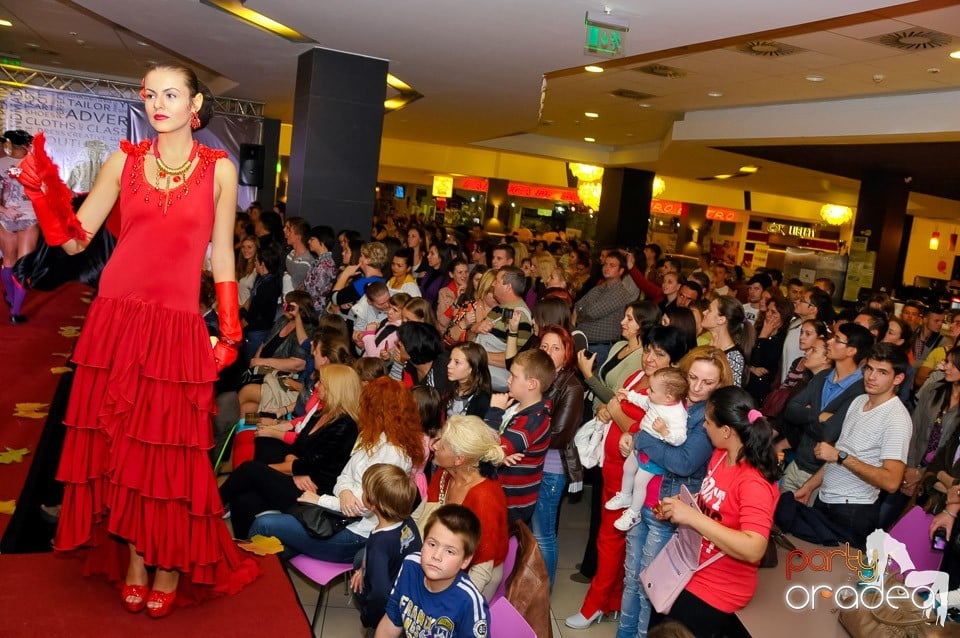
[485, 400, 551, 524]
[819, 394, 912, 505]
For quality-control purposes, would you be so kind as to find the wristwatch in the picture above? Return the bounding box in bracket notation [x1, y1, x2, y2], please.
[836, 451, 848, 465]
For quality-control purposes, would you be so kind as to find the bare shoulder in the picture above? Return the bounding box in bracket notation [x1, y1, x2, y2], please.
[214, 156, 238, 186]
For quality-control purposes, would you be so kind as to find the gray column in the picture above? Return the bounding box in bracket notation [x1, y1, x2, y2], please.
[287, 48, 387, 236]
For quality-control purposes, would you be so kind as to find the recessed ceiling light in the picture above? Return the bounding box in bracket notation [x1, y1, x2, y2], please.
[584, 65, 604, 73]
[638, 103, 652, 109]
[0, 19, 12, 28]
[950, 50, 960, 59]
[707, 91, 723, 97]
[714, 174, 733, 180]
[584, 112, 599, 118]
[928, 67, 941, 74]
[805, 74, 825, 82]
[137, 41, 149, 47]
[584, 137, 596, 143]
[739, 165, 759, 173]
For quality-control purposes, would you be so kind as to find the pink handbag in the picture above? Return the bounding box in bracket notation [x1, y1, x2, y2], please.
[639, 485, 725, 614]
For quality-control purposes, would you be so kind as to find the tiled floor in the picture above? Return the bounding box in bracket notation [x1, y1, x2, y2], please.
[283, 485, 620, 637]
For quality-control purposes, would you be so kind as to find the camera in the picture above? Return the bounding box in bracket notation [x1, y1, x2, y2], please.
[933, 526, 948, 551]
[502, 308, 514, 322]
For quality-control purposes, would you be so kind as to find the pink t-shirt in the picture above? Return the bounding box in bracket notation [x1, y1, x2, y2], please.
[685, 449, 779, 613]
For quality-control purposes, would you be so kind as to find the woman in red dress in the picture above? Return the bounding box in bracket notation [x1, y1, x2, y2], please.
[16, 63, 256, 618]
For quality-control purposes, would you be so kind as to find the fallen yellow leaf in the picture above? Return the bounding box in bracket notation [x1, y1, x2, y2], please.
[72, 315, 86, 320]
[237, 534, 284, 556]
[14, 403, 49, 418]
[0, 500, 15, 515]
[0, 447, 29, 464]
[52, 352, 72, 358]
[80, 296, 92, 304]
[50, 367, 72, 375]
[58, 326, 82, 338]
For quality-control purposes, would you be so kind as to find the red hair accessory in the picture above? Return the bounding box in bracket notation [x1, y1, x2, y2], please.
[747, 409, 763, 424]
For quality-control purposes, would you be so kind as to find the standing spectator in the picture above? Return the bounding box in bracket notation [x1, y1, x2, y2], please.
[573, 251, 638, 365]
[420, 243, 453, 307]
[491, 244, 515, 268]
[701, 296, 754, 387]
[282, 217, 315, 293]
[782, 287, 834, 382]
[745, 296, 792, 404]
[0, 129, 39, 323]
[303, 225, 337, 314]
[899, 300, 925, 334]
[916, 308, 960, 388]
[472, 266, 532, 392]
[387, 248, 422, 297]
[330, 241, 387, 311]
[240, 241, 284, 362]
[659, 387, 780, 637]
[236, 236, 258, 306]
[436, 258, 470, 334]
[742, 273, 771, 325]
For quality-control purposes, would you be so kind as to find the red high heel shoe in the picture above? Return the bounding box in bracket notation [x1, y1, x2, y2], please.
[121, 584, 148, 613]
[146, 589, 177, 619]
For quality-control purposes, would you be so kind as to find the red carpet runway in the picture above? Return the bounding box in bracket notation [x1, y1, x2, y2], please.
[0, 552, 311, 637]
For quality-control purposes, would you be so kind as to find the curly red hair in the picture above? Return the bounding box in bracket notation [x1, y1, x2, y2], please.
[357, 377, 425, 467]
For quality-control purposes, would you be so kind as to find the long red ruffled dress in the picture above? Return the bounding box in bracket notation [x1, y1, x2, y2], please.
[54, 139, 259, 603]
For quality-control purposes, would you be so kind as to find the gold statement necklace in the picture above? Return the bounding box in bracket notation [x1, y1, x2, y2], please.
[152, 138, 198, 216]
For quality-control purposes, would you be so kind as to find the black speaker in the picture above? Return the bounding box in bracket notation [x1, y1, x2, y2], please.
[239, 143, 264, 187]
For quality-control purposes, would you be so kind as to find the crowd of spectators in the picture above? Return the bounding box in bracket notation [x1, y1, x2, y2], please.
[207, 203, 960, 636]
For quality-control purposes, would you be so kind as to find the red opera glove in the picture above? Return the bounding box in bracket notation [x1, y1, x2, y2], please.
[213, 280, 242, 372]
[13, 132, 86, 246]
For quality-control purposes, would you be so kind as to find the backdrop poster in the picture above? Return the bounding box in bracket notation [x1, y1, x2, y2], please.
[0, 86, 128, 192]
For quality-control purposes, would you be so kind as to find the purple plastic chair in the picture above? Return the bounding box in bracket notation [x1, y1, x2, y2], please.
[889, 505, 944, 573]
[489, 597, 536, 637]
[287, 554, 354, 629]
[491, 535, 520, 602]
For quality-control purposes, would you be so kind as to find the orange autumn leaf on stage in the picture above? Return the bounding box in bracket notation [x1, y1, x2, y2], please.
[0, 500, 15, 515]
[237, 535, 284, 556]
[0, 447, 29, 464]
[58, 326, 81, 338]
[14, 403, 49, 419]
[50, 367, 72, 375]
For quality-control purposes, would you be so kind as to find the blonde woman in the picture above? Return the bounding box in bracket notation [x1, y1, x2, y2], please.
[420, 415, 507, 599]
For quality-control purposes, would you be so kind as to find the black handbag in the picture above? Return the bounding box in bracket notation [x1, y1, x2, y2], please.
[286, 503, 359, 539]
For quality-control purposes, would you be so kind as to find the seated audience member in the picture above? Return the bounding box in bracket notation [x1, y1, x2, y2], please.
[350, 281, 391, 350]
[443, 342, 492, 419]
[353, 356, 388, 384]
[442, 268, 496, 348]
[303, 225, 338, 314]
[390, 321, 450, 394]
[485, 349, 554, 525]
[573, 251, 639, 365]
[775, 343, 911, 550]
[351, 464, 422, 632]
[361, 292, 409, 359]
[778, 323, 872, 494]
[472, 266, 533, 392]
[331, 241, 388, 312]
[421, 415, 508, 599]
[250, 377, 426, 561]
[377, 505, 490, 638]
[402, 296, 437, 327]
[238, 291, 318, 418]
[657, 386, 779, 638]
[241, 240, 284, 362]
[219, 364, 361, 539]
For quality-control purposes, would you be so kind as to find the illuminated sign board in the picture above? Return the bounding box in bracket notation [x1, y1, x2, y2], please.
[706, 206, 742, 222]
[650, 199, 687, 216]
[767, 222, 816, 239]
[507, 182, 580, 202]
[432, 175, 453, 198]
[454, 177, 489, 193]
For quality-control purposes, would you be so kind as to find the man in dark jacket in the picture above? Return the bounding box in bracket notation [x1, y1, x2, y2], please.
[779, 323, 874, 496]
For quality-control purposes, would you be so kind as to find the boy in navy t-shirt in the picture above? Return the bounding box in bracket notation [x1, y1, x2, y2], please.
[351, 464, 422, 631]
[375, 504, 489, 638]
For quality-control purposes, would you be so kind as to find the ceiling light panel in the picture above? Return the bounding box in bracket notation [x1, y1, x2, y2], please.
[199, 0, 315, 42]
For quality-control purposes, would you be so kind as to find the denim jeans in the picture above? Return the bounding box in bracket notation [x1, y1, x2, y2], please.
[530, 471, 566, 590]
[248, 512, 366, 562]
[617, 507, 676, 638]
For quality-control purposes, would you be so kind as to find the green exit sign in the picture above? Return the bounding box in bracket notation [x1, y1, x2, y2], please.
[585, 25, 624, 57]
